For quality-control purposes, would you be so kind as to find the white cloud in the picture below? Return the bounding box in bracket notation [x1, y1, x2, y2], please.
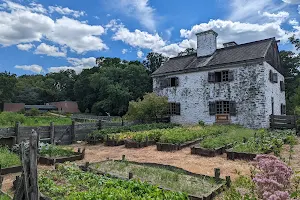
[112, 27, 165, 49]
[283, 0, 300, 4]
[16, 43, 34, 51]
[289, 19, 299, 26]
[109, 0, 156, 31]
[122, 49, 128, 54]
[137, 50, 144, 58]
[48, 6, 85, 18]
[15, 64, 43, 73]
[34, 43, 66, 57]
[0, 1, 107, 54]
[48, 17, 107, 53]
[262, 11, 289, 23]
[0, 0, 47, 14]
[48, 57, 96, 74]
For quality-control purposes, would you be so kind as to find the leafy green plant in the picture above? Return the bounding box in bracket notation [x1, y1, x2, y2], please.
[39, 144, 75, 157]
[39, 163, 188, 200]
[0, 194, 11, 200]
[198, 120, 205, 126]
[0, 146, 21, 168]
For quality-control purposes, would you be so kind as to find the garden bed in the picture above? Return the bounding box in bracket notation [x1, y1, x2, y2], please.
[87, 160, 227, 200]
[38, 144, 85, 165]
[39, 163, 189, 199]
[104, 139, 125, 146]
[157, 138, 202, 151]
[191, 144, 233, 157]
[0, 147, 21, 175]
[125, 139, 156, 148]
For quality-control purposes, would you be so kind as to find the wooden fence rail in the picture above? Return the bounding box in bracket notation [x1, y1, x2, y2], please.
[269, 115, 299, 133]
[0, 120, 126, 146]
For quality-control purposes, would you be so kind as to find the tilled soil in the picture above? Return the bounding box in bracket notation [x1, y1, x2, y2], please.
[2, 142, 252, 193]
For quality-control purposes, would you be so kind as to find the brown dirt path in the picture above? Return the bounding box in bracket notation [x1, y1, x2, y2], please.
[2, 142, 252, 193]
[280, 137, 300, 172]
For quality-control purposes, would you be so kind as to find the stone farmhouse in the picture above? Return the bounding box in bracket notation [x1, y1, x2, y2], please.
[152, 30, 286, 128]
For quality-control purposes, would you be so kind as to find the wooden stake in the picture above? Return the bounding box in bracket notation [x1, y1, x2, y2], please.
[29, 130, 39, 200]
[128, 172, 133, 179]
[214, 168, 220, 183]
[226, 176, 231, 187]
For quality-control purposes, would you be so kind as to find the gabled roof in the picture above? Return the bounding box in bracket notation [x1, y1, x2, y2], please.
[152, 38, 277, 76]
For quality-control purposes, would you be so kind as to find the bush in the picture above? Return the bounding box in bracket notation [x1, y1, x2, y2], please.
[26, 108, 40, 116]
[198, 120, 205, 126]
[125, 93, 168, 122]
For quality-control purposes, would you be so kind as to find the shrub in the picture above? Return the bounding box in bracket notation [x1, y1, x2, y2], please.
[198, 120, 205, 126]
[26, 108, 40, 116]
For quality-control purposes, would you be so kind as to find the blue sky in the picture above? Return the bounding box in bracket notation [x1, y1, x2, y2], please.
[0, 0, 300, 75]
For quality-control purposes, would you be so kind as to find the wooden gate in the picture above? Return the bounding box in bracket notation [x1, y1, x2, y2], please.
[269, 115, 299, 132]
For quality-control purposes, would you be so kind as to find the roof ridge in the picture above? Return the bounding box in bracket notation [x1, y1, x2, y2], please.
[218, 37, 275, 51]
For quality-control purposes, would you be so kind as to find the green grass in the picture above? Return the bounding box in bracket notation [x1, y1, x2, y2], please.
[200, 127, 255, 149]
[91, 160, 224, 198]
[0, 112, 72, 127]
[0, 194, 11, 200]
[0, 147, 21, 168]
[39, 144, 75, 157]
[39, 163, 188, 200]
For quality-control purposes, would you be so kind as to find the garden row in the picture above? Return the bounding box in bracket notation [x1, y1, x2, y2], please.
[38, 159, 228, 200]
[0, 144, 85, 175]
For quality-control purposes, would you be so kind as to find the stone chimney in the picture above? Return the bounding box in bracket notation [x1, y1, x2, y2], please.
[196, 30, 218, 57]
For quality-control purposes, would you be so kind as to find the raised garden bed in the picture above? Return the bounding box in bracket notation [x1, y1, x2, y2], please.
[226, 149, 258, 160]
[38, 145, 85, 165]
[0, 147, 21, 175]
[104, 139, 125, 146]
[39, 163, 188, 199]
[125, 139, 156, 148]
[87, 159, 228, 200]
[157, 138, 202, 152]
[191, 143, 233, 157]
[0, 165, 22, 175]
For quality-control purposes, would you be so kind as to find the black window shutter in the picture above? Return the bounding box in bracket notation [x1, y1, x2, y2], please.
[272, 73, 278, 83]
[228, 71, 234, 81]
[269, 70, 273, 82]
[229, 101, 237, 116]
[280, 81, 285, 91]
[209, 102, 216, 115]
[281, 104, 286, 115]
[175, 77, 179, 87]
[167, 103, 171, 115]
[175, 103, 181, 115]
[167, 78, 171, 87]
[161, 79, 168, 88]
[208, 72, 215, 83]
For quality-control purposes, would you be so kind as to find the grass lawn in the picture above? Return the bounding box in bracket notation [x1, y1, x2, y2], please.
[0, 112, 72, 127]
[90, 160, 224, 198]
[0, 147, 21, 168]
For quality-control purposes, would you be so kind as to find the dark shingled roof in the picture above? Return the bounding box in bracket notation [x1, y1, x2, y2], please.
[152, 37, 275, 76]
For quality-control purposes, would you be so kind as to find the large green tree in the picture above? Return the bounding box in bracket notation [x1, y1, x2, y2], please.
[0, 72, 17, 106]
[143, 52, 169, 73]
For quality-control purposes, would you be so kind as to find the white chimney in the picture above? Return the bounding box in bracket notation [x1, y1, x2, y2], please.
[196, 30, 218, 57]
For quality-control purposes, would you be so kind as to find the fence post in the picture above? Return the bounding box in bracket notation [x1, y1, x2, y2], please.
[15, 122, 20, 144]
[29, 130, 39, 200]
[98, 120, 102, 130]
[50, 122, 55, 144]
[270, 115, 274, 130]
[70, 121, 75, 144]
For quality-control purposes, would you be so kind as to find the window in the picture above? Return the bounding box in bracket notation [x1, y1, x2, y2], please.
[269, 70, 278, 83]
[161, 77, 179, 88]
[209, 101, 236, 116]
[280, 81, 285, 91]
[168, 103, 180, 115]
[208, 70, 233, 83]
[281, 104, 286, 115]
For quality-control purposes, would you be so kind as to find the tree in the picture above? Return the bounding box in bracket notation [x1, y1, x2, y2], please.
[177, 48, 196, 57]
[0, 72, 17, 105]
[125, 93, 168, 122]
[143, 52, 169, 73]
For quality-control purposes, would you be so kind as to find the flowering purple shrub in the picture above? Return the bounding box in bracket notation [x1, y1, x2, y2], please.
[253, 154, 293, 200]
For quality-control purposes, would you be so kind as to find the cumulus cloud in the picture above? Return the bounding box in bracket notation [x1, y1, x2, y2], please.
[137, 50, 144, 58]
[34, 43, 66, 57]
[48, 57, 96, 74]
[108, 0, 156, 31]
[122, 49, 128, 54]
[0, 0, 47, 13]
[0, 1, 107, 54]
[262, 11, 289, 23]
[48, 6, 85, 18]
[289, 19, 299, 26]
[16, 43, 34, 51]
[15, 64, 43, 73]
[283, 0, 300, 4]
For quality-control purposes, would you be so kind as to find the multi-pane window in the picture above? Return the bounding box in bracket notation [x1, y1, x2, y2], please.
[216, 101, 230, 114]
[208, 70, 233, 83]
[209, 101, 236, 116]
[161, 77, 179, 88]
[168, 103, 180, 115]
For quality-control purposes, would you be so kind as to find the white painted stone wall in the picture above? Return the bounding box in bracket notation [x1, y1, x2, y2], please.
[153, 62, 286, 128]
[197, 31, 217, 57]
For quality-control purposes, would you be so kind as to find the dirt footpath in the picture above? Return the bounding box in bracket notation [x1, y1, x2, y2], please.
[2, 143, 251, 193]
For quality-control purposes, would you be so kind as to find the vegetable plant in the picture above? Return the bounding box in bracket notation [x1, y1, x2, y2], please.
[0, 146, 21, 168]
[39, 144, 75, 157]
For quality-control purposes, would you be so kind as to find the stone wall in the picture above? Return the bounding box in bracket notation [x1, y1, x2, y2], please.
[153, 61, 286, 128]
